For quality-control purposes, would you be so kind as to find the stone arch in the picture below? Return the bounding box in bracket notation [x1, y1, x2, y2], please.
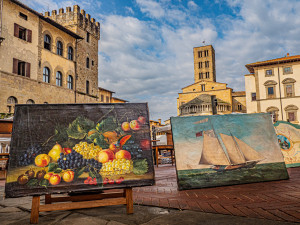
[282, 78, 296, 84]
[42, 30, 54, 52]
[41, 61, 53, 83]
[26, 99, 35, 104]
[264, 80, 277, 86]
[54, 65, 65, 87]
[266, 106, 279, 122]
[7, 96, 18, 104]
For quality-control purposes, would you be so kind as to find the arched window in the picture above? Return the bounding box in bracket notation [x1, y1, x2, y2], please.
[68, 46, 73, 60]
[67, 75, 73, 89]
[86, 80, 89, 94]
[7, 96, 18, 113]
[43, 67, 50, 83]
[285, 105, 298, 122]
[86, 57, 89, 68]
[266, 106, 279, 123]
[57, 41, 63, 56]
[56, 71, 62, 86]
[26, 99, 35, 104]
[44, 34, 51, 50]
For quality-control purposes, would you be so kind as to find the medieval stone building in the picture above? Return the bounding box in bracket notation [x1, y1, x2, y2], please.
[177, 45, 246, 116]
[0, 0, 126, 115]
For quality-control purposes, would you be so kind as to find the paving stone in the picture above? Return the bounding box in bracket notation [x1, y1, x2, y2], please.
[0, 206, 22, 213]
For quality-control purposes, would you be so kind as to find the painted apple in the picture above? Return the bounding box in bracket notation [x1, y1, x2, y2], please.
[109, 143, 117, 152]
[62, 170, 75, 183]
[138, 116, 146, 125]
[35, 154, 51, 167]
[63, 148, 72, 155]
[97, 150, 115, 163]
[140, 139, 151, 150]
[49, 174, 61, 185]
[115, 150, 131, 160]
[130, 120, 140, 130]
[121, 122, 130, 131]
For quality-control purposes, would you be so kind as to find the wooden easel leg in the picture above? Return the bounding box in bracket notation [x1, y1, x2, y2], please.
[125, 188, 133, 214]
[156, 146, 158, 167]
[30, 196, 40, 224]
[45, 194, 52, 204]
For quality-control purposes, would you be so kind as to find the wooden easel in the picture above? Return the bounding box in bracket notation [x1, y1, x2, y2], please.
[30, 188, 133, 224]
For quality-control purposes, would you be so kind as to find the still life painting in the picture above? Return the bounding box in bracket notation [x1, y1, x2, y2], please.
[5, 103, 154, 198]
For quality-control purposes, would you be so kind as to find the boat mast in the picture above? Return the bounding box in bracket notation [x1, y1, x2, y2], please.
[209, 119, 232, 165]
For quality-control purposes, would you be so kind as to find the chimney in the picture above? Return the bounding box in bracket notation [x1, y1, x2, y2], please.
[287, 53, 290, 57]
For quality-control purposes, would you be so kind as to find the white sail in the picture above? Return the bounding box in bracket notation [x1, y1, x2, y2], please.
[200, 131, 230, 165]
[220, 133, 246, 165]
[234, 136, 263, 162]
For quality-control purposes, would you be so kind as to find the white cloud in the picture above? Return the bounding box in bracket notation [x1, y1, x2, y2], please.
[187, 1, 198, 10]
[136, 0, 165, 19]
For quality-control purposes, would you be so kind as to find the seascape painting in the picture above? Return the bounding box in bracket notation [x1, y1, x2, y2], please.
[5, 103, 154, 198]
[171, 113, 289, 190]
[274, 121, 300, 168]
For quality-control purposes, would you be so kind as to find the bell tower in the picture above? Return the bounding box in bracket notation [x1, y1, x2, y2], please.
[193, 45, 216, 83]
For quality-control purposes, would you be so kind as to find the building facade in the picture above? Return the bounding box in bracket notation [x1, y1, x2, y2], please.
[177, 45, 246, 116]
[245, 54, 300, 123]
[0, 0, 125, 114]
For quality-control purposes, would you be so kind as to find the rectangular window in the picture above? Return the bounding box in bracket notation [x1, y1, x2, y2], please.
[268, 87, 274, 95]
[86, 80, 89, 94]
[199, 72, 203, 79]
[205, 61, 209, 68]
[288, 112, 295, 122]
[237, 104, 242, 111]
[198, 51, 202, 58]
[283, 66, 292, 74]
[19, 12, 28, 20]
[14, 23, 32, 42]
[106, 96, 109, 103]
[204, 50, 209, 57]
[251, 93, 256, 101]
[101, 95, 104, 102]
[198, 62, 202, 68]
[201, 84, 205, 91]
[13, 58, 30, 77]
[286, 85, 293, 97]
[86, 32, 90, 42]
[205, 72, 209, 78]
[265, 69, 273, 76]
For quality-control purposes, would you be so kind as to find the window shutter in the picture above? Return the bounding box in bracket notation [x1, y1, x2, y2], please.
[27, 29, 32, 43]
[26, 62, 31, 78]
[13, 58, 18, 74]
[14, 23, 19, 37]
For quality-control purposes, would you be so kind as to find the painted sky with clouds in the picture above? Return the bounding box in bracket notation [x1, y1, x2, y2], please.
[20, 0, 300, 122]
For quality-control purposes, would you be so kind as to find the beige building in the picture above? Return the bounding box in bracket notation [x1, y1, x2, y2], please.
[245, 54, 300, 123]
[177, 45, 246, 116]
[0, 0, 126, 115]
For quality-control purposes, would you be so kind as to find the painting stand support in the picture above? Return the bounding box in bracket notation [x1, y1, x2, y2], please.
[30, 188, 133, 224]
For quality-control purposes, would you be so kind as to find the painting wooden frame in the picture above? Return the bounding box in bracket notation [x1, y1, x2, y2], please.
[5, 103, 154, 198]
[171, 113, 289, 190]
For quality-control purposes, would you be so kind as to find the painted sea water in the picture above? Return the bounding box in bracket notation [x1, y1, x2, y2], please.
[171, 113, 289, 190]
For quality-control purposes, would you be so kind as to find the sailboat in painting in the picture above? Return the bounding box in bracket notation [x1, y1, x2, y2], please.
[199, 130, 264, 171]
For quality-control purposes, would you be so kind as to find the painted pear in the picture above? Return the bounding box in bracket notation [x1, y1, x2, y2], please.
[48, 143, 63, 162]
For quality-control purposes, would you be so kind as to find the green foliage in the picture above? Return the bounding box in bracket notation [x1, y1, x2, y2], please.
[40, 179, 49, 188]
[133, 159, 148, 175]
[94, 134, 109, 149]
[26, 179, 39, 187]
[53, 124, 69, 144]
[67, 117, 95, 139]
[96, 117, 118, 134]
[48, 163, 57, 172]
[74, 167, 85, 180]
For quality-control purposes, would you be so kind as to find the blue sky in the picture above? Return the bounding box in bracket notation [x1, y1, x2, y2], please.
[21, 0, 300, 122]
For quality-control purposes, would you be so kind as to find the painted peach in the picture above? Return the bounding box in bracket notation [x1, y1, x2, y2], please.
[130, 120, 140, 130]
[35, 154, 51, 167]
[109, 143, 117, 152]
[63, 148, 72, 155]
[62, 171, 75, 183]
[115, 150, 131, 160]
[44, 173, 53, 180]
[49, 174, 61, 185]
[121, 122, 130, 131]
[97, 150, 115, 163]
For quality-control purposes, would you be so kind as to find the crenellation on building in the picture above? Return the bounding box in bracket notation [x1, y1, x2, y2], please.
[0, 0, 126, 114]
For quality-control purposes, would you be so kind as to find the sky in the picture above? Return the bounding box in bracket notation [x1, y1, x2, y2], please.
[20, 0, 300, 122]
